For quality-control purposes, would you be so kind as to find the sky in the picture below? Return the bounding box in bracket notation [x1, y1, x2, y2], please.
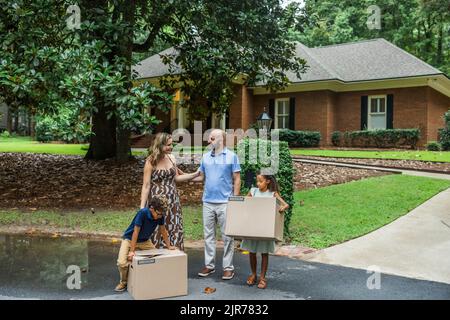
[281, 0, 306, 8]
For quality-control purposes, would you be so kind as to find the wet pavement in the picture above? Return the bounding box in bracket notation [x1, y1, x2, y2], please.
[0, 234, 449, 300]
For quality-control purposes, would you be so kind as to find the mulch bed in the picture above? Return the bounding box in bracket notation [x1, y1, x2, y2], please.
[293, 161, 390, 190]
[293, 155, 450, 173]
[0, 152, 393, 210]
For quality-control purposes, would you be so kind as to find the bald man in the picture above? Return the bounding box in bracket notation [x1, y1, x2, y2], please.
[193, 129, 241, 280]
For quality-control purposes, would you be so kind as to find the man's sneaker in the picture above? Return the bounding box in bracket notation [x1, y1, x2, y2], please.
[198, 267, 215, 277]
[222, 270, 235, 280]
[114, 283, 127, 292]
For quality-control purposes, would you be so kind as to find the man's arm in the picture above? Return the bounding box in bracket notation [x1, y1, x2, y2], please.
[233, 172, 241, 196]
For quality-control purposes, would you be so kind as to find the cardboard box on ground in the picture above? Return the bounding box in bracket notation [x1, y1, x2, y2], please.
[225, 196, 284, 241]
[128, 249, 188, 300]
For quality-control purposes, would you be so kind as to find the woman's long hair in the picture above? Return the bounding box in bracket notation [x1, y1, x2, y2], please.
[257, 172, 279, 193]
[147, 133, 171, 167]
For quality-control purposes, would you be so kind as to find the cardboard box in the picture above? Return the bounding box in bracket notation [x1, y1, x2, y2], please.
[225, 196, 284, 241]
[127, 248, 188, 300]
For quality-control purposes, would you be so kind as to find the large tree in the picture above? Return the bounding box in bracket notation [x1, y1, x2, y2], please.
[1, 0, 307, 162]
[0, 0, 69, 135]
[295, 0, 450, 75]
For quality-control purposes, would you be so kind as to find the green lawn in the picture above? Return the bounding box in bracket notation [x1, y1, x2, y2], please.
[0, 136, 146, 156]
[290, 174, 450, 249]
[1, 175, 449, 249]
[5, 136, 449, 163]
[290, 148, 450, 163]
[0, 206, 205, 240]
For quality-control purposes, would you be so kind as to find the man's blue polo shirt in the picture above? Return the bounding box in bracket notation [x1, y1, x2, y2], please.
[123, 207, 164, 242]
[199, 147, 241, 203]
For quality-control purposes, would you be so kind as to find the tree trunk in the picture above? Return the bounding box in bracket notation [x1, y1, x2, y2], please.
[114, 0, 136, 163]
[30, 116, 36, 138]
[81, 0, 137, 162]
[85, 105, 117, 160]
[116, 124, 132, 163]
[6, 105, 12, 132]
[13, 111, 18, 132]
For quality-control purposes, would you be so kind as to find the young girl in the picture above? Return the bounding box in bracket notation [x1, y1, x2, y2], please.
[240, 173, 289, 289]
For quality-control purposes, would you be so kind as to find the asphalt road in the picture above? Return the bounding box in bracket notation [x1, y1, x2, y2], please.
[0, 236, 449, 300]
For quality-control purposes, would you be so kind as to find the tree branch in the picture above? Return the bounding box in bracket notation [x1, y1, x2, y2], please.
[133, 20, 165, 52]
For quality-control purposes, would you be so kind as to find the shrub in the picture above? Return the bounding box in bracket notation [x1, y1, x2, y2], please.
[35, 116, 57, 142]
[237, 138, 294, 239]
[0, 130, 10, 138]
[338, 129, 420, 149]
[426, 141, 441, 151]
[331, 131, 342, 146]
[439, 110, 450, 151]
[277, 129, 321, 147]
[35, 109, 92, 143]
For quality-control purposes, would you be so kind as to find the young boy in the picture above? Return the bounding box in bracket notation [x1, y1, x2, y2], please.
[115, 195, 176, 292]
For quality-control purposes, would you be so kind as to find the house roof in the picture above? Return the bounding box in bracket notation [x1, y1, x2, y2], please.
[133, 38, 445, 84]
[133, 47, 182, 80]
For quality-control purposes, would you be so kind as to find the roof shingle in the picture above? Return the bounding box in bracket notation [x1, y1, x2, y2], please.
[133, 38, 444, 84]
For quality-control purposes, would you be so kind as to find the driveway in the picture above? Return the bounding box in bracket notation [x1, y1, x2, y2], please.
[303, 187, 450, 284]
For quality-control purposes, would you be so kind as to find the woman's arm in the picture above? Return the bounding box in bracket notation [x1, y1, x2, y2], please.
[139, 159, 152, 209]
[190, 170, 204, 182]
[169, 154, 201, 182]
[274, 192, 289, 213]
[175, 170, 201, 183]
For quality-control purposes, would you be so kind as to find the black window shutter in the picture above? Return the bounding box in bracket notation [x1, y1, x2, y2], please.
[361, 96, 368, 130]
[289, 97, 296, 130]
[386, 94, 394, 129]
[268, 98, 275, 129]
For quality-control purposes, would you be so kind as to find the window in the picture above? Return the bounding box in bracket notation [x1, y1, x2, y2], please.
[275, 98, 290, 129]
[368, 95, 386, 130]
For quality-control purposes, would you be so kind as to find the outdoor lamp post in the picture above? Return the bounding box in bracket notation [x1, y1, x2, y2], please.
[256, 107, 273, 132]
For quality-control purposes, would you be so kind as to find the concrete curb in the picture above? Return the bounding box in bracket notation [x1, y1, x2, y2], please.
[0, 225, 316, 259]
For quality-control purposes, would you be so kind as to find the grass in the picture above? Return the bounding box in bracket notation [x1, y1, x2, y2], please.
[0, 136, 146, 156]
[5, 136, 448, 162]
[290, 148, 450, 163]
[0, 206, 204, 240]
[1, 175, 449, 249]
[290, 174, 450, 249]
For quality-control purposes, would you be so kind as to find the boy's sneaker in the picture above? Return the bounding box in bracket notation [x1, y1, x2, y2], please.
[198, 267, 215, 277]
[114, 283, 127, 292]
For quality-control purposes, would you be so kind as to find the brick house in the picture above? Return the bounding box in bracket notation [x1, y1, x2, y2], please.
[133, 38, 450, 147]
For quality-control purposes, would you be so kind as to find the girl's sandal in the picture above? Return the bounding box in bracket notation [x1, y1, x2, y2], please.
[246, 274, 257, 286]
[257, 278, 267, 289]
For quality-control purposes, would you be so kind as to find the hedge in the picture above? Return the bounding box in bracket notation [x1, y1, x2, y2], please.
[237, 138, 294, 239]
[277, 129, 321, 147]
[331, 129, 420, 149]
[426, 141, 441, 151]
